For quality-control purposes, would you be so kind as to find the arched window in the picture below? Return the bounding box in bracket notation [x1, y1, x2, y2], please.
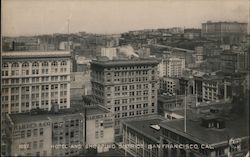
[42, 62, 48, 67]
[32, 62, 39, 67]
[2, 63, 8, 68]
[12, 62, 19, 68]
[51, 61, 58, 66]
[22, 62, 29, 67]
[60, 61, 67, 66]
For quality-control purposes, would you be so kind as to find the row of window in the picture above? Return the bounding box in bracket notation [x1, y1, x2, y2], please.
[114, 103, 149, 111]
[20, 128, 44, 138]
[107, 77, 151, 83]
[108, 96, 156, 104]
[2, 68, 68, 77]
[107, 70, 153, 77]
[112, 91, 151, 98]
[114, 109, 155, 118]
[1, 99, 68, 108]
[2, 61, 68, 68]
[112, 65, 152, 70]
[95, 130, 104, 139]
[2, 83, 68, 92]
[113, 84, 150, 91]
[53, 119, 81, 129]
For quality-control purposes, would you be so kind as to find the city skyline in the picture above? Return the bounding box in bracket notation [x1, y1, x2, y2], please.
[2, 0, 250, 36]
[1, 2, 249, 155]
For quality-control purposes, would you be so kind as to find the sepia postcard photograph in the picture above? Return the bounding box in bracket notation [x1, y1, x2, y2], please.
[1, 0, 249, 156]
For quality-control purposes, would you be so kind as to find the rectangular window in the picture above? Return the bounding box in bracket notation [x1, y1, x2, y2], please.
[95, 131, 99, 139]
[129, 105, 134, 110]
[39, 140, 43, 148]
[129, 112, 134, 116]
[121, 106, 126, 110]
[39, 128, 43, 136]
[114, 100, 120, 105]
[33, 129, 38, 136]
[100, 130, 104, 138]
[21, 131, 25, 138]
[33, 141, 38, 149]
[27, 130, 31, 137]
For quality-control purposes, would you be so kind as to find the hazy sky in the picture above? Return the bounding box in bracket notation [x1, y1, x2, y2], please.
[2, 0, 249, 36]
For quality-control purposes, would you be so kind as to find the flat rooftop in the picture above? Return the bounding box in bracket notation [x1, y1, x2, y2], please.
[2, 51, 71, 59]
[9, 106, 111, 124]
[91, 58, 159, 67]
[158, 95, 183, 102]
[160, 114, 249, 145]
[123, 116, 165, 142]
[9, 114, 50, 124]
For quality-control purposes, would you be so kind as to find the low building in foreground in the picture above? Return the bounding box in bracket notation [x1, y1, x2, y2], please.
[5, 105, 114, 156]
[121, 101, 248, 157]
[122, 116, 165, 157]
[159, 113, 249, 157]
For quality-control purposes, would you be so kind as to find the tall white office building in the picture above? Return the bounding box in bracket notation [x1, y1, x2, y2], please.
[1, 51, 71, 114]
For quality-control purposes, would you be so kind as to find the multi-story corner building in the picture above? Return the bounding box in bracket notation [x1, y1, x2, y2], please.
[86, 106, 114, 153]
[180, 74, 230, 103]
[201, 21, 248, 44]
[202, 75, 230, 102]
[90, 58, 159, 141]
[179, 72, 247, 103]
[5, 105, 114, 156]
[159, 76, 179, 95]
[49, 111, 85, 156]
[164, 58, 185, 78]
[1, 51, 71, 114]
[5, 113, 52, 157]
[158, 58, 185, 78]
